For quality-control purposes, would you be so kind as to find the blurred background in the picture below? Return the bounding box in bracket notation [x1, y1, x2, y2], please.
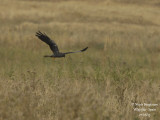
[0, 0, 160, 120]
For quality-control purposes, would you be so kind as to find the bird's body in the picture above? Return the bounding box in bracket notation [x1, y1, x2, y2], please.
[35, 31, 88, 58]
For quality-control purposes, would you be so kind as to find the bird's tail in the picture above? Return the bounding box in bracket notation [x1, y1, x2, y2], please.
[44, 55, 52, 57]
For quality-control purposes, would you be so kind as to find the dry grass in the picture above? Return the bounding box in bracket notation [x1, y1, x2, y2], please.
[0, 0, 160, 120]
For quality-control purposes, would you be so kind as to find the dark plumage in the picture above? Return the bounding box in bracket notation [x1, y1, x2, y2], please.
[35, 31, 88, 58]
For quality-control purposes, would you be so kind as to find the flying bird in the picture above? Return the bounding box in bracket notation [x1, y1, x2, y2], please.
[35, 31, 88, 58]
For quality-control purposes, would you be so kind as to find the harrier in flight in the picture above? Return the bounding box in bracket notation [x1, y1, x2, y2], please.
[36, 31, 88, 58]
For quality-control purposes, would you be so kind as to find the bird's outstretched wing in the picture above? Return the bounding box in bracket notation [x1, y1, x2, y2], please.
[35, 31, 59, 54]
[64, 47, 88, 55]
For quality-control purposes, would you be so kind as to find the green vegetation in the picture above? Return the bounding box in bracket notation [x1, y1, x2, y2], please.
[0, 0, 160, 120]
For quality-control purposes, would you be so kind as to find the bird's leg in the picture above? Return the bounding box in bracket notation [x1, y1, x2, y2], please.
[51, 57, 55, 64]
[52, 57, 56, 61]
[51, 57, 55, 65]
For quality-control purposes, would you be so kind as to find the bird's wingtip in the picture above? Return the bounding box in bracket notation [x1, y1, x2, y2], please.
[35, 31, 43, 37]
[35, 31, 47, 37]
[81, 47, 88, 52]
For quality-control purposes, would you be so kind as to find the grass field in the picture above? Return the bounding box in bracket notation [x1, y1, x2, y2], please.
[0, 0, 160, 120]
